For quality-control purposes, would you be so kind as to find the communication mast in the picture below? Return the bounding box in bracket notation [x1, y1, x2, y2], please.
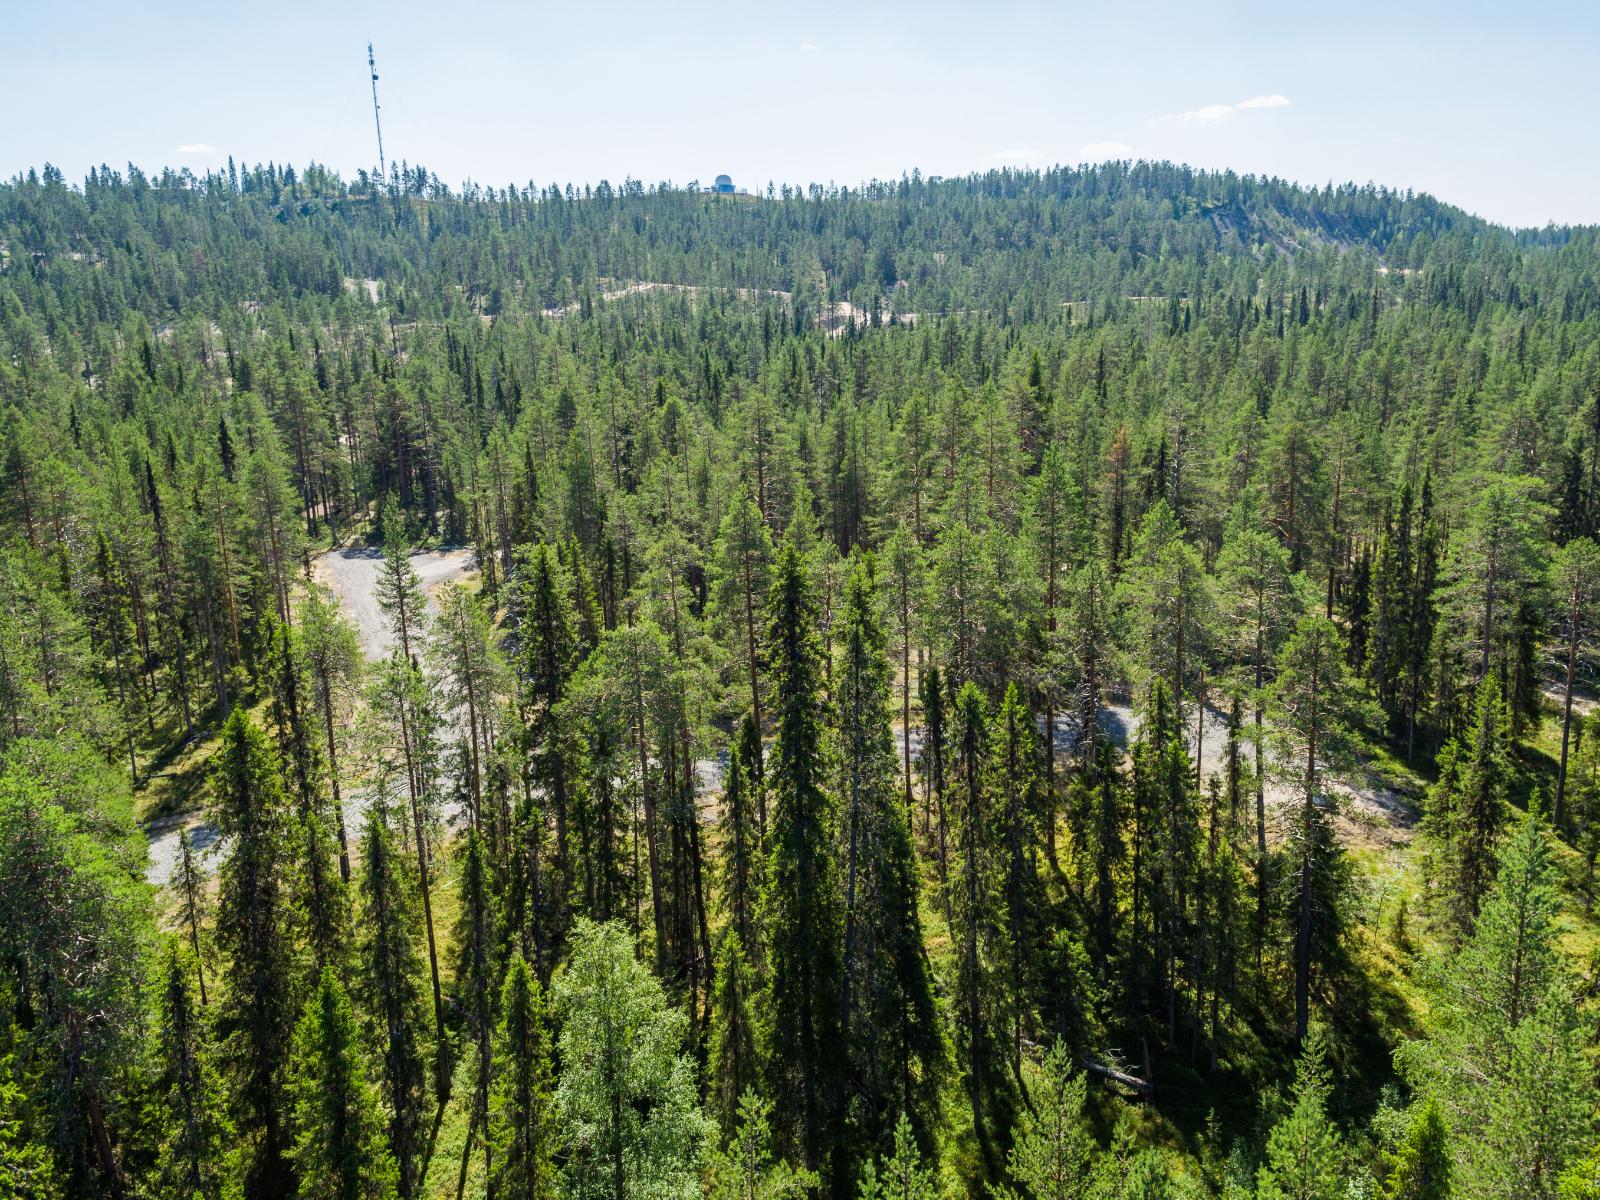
[367, 43, 386, 182]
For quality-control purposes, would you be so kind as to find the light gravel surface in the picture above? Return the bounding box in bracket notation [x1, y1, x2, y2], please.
[143, 545, 477, 886]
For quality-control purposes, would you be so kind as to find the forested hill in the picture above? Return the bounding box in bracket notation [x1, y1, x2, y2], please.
[3, 159, 1597, 334]
[3, 155, 1600, 1200]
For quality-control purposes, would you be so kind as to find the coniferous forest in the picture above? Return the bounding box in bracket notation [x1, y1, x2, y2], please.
[3, 159, 1600, 1198]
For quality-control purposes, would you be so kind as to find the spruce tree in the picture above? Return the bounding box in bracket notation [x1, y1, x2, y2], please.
[155, 943, 231, 1200]
[759, 543, 844, 1176]
[950, 679, 1009, 1173]
[834, 554, 941, 1156]
[355, 797, 430, 1198]
[1550, 537, 1600, 827]
[1424, 674, 1511, 933]
[490, 952, 556, 1200]
[1381, 1099, 1451, 1200]
[375, 503, 427, 667]
[286, 968, 400, 1200]
[710, 926, 760, 1140]
[212, 709, 297, 1199]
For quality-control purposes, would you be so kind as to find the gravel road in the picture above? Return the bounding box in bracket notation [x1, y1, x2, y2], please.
[143, 545, 477, 886]
[313, 545, 478, 660]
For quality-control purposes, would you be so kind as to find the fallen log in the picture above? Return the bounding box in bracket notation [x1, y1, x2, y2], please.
[1083, 1058, 1154, 1100]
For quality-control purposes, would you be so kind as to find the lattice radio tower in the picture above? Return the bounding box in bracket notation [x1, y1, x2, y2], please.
[367, 43, 386, 182]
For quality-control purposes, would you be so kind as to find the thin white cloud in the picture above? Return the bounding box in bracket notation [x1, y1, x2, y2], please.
[1178, 103, 1237, 125]
[1157, 94, 1293, 124]
[175, 142, 219, 154]
[1236, 94, 1292, 110]
[1079, 141, 1134, 160]
[991, 147, 1043, 165]
[799, 42, 817, 52]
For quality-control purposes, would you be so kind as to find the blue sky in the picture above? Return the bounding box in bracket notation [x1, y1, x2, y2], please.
[7, 0, 1598, 228]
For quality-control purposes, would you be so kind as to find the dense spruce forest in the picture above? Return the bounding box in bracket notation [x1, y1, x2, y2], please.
[3, 158, 1600, 1200]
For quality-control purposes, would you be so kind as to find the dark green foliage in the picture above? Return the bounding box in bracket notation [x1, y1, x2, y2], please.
[1424, 674, 1513, 933]
[5, 153, 1600, 1200]
[356, 798, 430, 1197]
[155, 943, 232, 1200]
[489, 953, 556, 1200]
[760, 543, 845, 1176]
[212, 710, 298, 1199]
[287, 968, 400, 1200]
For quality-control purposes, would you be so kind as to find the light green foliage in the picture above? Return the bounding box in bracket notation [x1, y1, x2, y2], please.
[1401, 812, 1589, 1198]
[1255, 1026, 1345, 1200]
[708, 1092, 819, 1200]
[992, 1041, 1097, 1200]
[859, 1112, 939, 1200]
[554, 919, 712, 1200]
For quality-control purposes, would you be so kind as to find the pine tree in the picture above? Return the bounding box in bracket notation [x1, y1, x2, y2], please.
[1550, 538, 1600, 827]
[1255, 1026, 1344, 1200]
[299, 589, 362, 882]
[1216, 522, 1297, 972]
[286, 968, 400, 1200]
[712, 489, 776, 778]
[760, 543, 844, 1175]
[430, 581, 504, 833]
[375, 503, 427, 668]
[992, 1041, 1097, 1200]
[175, 825, 210, 1006]
[1028, 446, 1086, 864]
[991, 680, 1043, 1078]
[1366, 484, 1415, 719]
[708, 1091, 818, 1200]
[212, 710, 297, 1199]
[1401, 811, 1590, 1197]
[366, 653, 447, 1069]
[1432, 475, 1549, 729]
[720, 718, 763, 964]
[920, 663, 952, 921]
[856, 1112, 938, 1200]
[490, 952, 557, 1200]
[1119, 499, 1212, 718]
[451, 827, 499, 1184]
[1268, 616, 1370, 1043]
